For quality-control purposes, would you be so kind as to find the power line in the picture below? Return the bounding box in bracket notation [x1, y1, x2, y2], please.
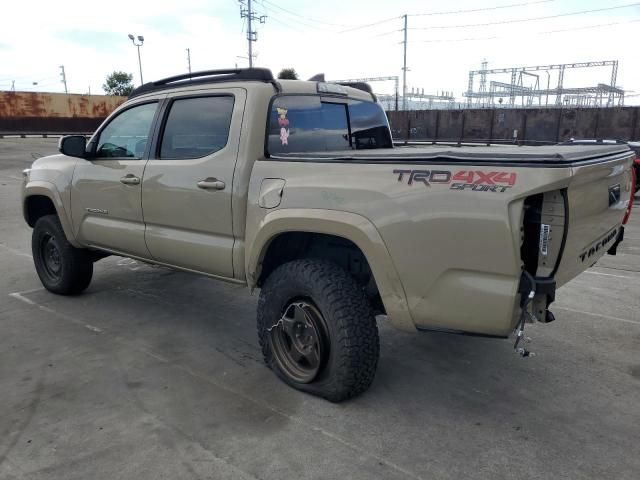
[371, 29, 402, 38]
[409, 0, 554, 17]
[261, 0, 349, 27]
[263, 6, 400, 39]
[261, 0, 556, 33]
[260, 8, 335, 31]
[266, 13, 306, 32]
[339, 16, 401, 33]
[409, 2, 640, 30]
[543, 18, 640, 34]
[258, 1, 335, 33]
[415, 18, 640, 42]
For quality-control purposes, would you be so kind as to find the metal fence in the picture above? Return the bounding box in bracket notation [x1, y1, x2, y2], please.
[0, 91, 125, 135]
[387, 107, 640, 144]
[2, 91, 639, 144]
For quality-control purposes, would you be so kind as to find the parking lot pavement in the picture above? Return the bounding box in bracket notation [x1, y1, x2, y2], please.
[1, 138, 639, 480]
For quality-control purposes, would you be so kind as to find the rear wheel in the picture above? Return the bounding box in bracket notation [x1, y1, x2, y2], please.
[32, 214, 93, 295]
[257, 259, 379, 402]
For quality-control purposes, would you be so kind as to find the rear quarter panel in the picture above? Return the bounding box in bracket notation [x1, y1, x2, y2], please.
[246, 159, 575, 336]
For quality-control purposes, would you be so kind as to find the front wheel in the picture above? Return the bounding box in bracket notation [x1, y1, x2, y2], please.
[257, 259, 379, 402]
[32, 214, 93, 295]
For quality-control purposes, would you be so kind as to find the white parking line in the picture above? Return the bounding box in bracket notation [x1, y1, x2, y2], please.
[585, 270, 634, 279]
[8, 292, 36, 306]
[8, 291, 103, 333]
[0, 243, 32, 259]
[555, 306, 640, 326]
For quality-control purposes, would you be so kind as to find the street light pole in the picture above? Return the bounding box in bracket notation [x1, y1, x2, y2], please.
[128, 34, 145, 85]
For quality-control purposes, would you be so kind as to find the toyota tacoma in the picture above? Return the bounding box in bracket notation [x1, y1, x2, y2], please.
[21, 68, 636, 401]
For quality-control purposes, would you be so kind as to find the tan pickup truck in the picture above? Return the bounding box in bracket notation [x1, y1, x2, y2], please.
[21, 68, 636, 401]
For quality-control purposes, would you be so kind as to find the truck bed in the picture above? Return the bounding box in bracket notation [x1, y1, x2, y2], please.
[254, 143, 635, 335]
[269, 144, 631, 166]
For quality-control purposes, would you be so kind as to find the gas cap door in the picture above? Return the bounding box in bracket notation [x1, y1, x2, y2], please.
[258, 178, 285, 209]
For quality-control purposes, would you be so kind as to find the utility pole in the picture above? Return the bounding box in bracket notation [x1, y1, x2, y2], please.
[186, 48, 192, 74]
[247, 0, 253, 67]
[401, 14, 408, 111]
[59, 65, 68, 94]
[11, 80, 15, 92]
[239, 0, 266, 68]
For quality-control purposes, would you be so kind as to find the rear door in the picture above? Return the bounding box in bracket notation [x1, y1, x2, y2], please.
[141, 88, 246, 278]
[71, 100, 160, 257]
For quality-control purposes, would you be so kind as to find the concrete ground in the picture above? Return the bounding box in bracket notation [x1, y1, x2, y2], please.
[1, 138, 639, 480]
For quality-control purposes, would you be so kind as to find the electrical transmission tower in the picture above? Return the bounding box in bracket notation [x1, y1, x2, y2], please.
[465, 60, 623, 108]
[239, 0, 266, 68]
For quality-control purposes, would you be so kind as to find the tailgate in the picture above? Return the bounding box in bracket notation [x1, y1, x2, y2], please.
[554, 152, 635, 286]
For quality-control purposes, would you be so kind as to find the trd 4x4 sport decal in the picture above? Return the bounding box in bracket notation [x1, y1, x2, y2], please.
[393, 169, 517, 193]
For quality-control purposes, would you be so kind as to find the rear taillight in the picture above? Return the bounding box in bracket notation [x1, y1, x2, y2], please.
[623, 166, 636, 225]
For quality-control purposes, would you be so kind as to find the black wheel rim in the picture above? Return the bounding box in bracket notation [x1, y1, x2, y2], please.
[40, 232, 62, 281]
[269, 300, 329, 383]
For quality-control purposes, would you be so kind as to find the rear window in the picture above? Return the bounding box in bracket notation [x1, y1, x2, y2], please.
[267, 95, 392, 155]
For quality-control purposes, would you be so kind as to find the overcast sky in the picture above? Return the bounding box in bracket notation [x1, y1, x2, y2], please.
[1, 0, 639, 103]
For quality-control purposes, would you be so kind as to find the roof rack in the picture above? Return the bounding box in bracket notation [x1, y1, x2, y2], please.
[129, 68, 275, 98]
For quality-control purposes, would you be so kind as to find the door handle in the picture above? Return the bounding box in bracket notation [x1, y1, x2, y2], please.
[197, 178, 226, 190]
[120, 174, 140, 185]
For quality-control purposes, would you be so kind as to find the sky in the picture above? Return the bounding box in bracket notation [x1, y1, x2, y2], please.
[1, 0, 639, 103]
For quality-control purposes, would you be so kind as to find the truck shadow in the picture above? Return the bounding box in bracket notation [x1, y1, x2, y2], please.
[55, 259, 559, 421]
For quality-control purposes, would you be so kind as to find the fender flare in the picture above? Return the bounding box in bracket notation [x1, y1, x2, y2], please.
[246, 208, 415, 332]
[23, 181, 81, 248]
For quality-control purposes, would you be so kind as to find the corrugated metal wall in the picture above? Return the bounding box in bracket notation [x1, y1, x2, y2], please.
[0, 92, 126, 133]
[2, 91, 639, 143]
[387, 107, 640, 144]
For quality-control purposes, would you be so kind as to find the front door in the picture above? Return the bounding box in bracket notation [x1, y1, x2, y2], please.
[71, 100, 160, 257]
[141, 89, 245, 278]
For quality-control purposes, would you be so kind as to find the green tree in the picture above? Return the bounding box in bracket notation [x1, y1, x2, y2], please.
[277, 68, 299, 80]
[103, 71, 134, 96]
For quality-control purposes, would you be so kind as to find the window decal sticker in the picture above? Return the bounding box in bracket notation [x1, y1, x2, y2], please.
[277, 107, 290, 146]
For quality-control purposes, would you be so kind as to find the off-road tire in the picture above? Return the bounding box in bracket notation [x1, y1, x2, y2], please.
[257, 259, 379, 402]
[32, 214, 93, 295]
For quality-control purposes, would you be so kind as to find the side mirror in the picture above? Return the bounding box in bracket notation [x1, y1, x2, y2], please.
[58, 135, 87, 158]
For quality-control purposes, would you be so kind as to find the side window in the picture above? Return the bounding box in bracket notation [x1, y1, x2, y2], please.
[95, 102, 157, 159]
[268, 96, 350, 155]
[348, 100, 392, 149]
[160, 96, 234, 160]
